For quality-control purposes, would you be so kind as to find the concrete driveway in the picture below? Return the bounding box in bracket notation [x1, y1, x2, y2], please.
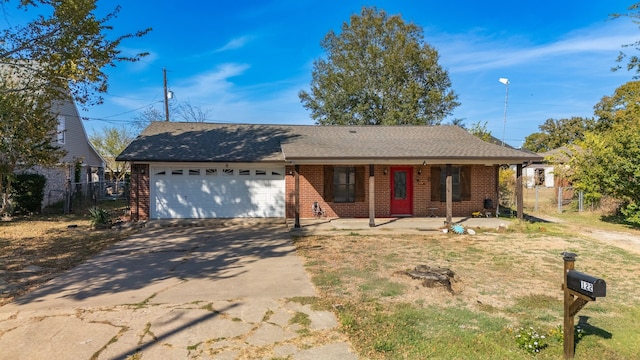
[0, 221, 357, 360]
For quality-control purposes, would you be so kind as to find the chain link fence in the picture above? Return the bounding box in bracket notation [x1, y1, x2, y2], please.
[522, 186, 585, 214]
[43, 180, 128, 214]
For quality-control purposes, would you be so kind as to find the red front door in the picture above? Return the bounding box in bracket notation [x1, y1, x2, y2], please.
[390, 167, 413, 216]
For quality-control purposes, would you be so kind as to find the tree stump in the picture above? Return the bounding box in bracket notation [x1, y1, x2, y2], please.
[406, 265, 456, 293]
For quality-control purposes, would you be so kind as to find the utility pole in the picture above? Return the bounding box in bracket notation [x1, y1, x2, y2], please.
[163, 67, 170, 122]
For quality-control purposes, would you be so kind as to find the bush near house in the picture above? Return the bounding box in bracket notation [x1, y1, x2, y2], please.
[11, 173, 46, 214]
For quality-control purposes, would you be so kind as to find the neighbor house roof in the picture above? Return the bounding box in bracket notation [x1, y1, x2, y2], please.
[117, 122, 542, 164]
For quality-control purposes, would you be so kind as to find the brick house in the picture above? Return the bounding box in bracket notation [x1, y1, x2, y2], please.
[117, 122, 541, 223]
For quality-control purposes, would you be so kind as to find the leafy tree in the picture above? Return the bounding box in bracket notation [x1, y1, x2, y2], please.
[0, 0, 149, 213]
[569, 81, 640, 225]
[0, 81, 64, 213]
[466, 121, 492, 142]
[299, 7, 459, 125]
[0, 0, 151, 106]
[611, 2, 640, 78]
[593, 80, 640, 131]
[89, 126, 133, 186]
[522, 117, 596, 152]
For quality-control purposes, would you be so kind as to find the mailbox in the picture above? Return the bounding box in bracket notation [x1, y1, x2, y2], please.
[566, 270, 606, 298]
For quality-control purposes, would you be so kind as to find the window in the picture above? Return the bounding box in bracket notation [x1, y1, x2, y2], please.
[323, 166, 365, 203]
[154, 169, 166, 176]
[255, 169, 267, 176]
[430, 166, 471, 202]
[239, 169, 250, 176]
[222, 168, 234, 176]
[171, 169, 183, 175]
[334, 167, 355, 202]
[189, 169, 200, 176]
[535, 168, 545, 186]
[205, 168, 217, 176]
[57, 116, 65, 144]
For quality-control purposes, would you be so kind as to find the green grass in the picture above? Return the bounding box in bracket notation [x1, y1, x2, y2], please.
[359, 278, 406, 297]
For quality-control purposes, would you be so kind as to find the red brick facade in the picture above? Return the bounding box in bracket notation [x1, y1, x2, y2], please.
[285, 164, 498, 218]
[130, 163, 150, 221]
[129, 163, 497, 221]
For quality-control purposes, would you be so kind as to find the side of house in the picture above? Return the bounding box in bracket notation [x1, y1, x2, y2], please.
[21, 98, 105, 207]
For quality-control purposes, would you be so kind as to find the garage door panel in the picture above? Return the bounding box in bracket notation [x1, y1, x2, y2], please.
[151, 169, 285, 219]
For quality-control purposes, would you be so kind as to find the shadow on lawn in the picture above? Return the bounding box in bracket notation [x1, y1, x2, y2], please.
[574, 315, 613, 349]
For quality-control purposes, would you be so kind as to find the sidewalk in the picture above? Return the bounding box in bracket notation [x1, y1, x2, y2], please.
[288, 216, 514, 236]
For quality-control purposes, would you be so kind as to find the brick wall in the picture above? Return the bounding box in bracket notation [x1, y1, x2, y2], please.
[130, 163, 150, 221]
[286, 164, 498, 219]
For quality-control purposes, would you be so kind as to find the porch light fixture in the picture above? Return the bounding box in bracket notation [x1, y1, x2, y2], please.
[418, 168, 422, 175]
[383, 167, 388, 175]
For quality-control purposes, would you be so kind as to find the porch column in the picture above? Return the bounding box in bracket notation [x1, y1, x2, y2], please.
[516, 163, 523, 220]
[294, 165, 300, 228]
[445, 164, 453, 224]
[369, 164, 375, 227]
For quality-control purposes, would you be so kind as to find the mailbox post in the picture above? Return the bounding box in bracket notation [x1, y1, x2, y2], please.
[561, 252, 606, 359]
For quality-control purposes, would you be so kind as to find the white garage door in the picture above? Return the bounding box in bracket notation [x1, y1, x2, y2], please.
[150, 166, 285, 219]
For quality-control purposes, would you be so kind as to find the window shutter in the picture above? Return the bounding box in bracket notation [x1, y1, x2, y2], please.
[355, 166, 365, 202]
[323, 166, 334, 201]
[461, 166, 471, 201]
[431, 166, 441, 201]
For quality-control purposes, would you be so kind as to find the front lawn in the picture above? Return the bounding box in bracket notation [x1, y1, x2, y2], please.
[295, 222, 640, 359]
[0, 209, 136, 306]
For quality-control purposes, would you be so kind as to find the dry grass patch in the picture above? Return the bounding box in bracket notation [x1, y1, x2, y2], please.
[0, 215, 136, 306]
[295, 226, 640, 359]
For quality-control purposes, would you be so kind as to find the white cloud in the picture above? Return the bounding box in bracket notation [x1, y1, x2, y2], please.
[215, 36, 252, 52]
[436, 21, 638, 73]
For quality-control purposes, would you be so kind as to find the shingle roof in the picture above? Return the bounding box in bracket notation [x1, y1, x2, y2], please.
[116, 122, 542, 164]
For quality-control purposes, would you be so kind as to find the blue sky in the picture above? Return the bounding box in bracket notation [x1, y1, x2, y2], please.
[14, 1, 640, 148]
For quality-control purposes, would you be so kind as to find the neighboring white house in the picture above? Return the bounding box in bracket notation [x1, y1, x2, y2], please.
[524, 163, 554, 188]
[23, 98, 105, 207]
[523, 147, 574, 188]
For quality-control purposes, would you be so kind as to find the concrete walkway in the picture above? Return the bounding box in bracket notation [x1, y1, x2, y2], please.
[288, 216, 514, 236]
[0, 221, 357, 360]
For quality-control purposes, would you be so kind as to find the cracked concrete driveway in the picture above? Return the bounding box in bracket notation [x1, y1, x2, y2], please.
[0, 221, 357, 360]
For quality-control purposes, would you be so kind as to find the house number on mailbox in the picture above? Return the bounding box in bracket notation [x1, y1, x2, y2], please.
[580, 280, 593, 293]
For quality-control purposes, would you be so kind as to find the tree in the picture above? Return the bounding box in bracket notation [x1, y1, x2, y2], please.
[299, 7, 459, 125]
[0, 79, 64, 212]
[466, 121, 492, 142]
[89, 126, 133, 189]
[522, 117, 596, 152]
[611, 2, 640, 78]
[175, 101, 211, 123]
[132, 105, 164, 133]
[593, 80, 640, 131]
[569, 81, 640, 225]
[0, 0, 149, 213]
[132, 102, 211, 133]
[1, 0, 151, 107]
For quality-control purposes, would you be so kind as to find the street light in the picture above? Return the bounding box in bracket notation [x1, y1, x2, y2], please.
[499, 78, 509, 147]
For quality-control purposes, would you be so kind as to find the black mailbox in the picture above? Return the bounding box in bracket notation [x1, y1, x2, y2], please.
[566, 270, 606, 298]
